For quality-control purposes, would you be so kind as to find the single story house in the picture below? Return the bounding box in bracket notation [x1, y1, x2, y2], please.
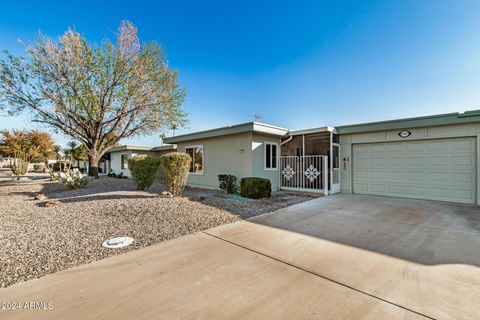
[108, 145, 176, 178]
[108, 109, 480, 205]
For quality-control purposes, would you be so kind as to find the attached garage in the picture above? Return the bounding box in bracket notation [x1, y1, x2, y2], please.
[352, 138, 476, 204]
[337, 110, 480, 205]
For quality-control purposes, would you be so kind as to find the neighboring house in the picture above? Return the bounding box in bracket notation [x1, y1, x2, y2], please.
[108, 145, 176, 178]
[0, 156, 12, 168]
[111, 109, 480, 205]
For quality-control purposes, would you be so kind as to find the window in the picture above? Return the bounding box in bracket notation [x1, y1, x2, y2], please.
[121, 154, 129, 169]
[264, 142, 278, 170]
[186, 145, 203, 174]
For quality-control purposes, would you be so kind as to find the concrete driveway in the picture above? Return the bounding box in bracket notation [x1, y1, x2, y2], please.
[1, 194, 479, 319]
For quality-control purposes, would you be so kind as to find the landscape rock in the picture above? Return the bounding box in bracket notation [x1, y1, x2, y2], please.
[34, 193, 47, 201]
[188, 195, 206, 202]
[159, 191, 174, 198]
[45, 199, 61, 207]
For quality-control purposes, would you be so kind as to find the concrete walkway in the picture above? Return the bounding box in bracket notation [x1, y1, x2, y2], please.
[0, 194, 479, 319]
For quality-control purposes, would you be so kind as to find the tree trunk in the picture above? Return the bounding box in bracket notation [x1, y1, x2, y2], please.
[88, 153, 101, 178]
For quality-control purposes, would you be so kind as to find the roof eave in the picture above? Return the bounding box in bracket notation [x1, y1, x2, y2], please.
[336, 110, 480, 134]
[164, 122, 288, 143]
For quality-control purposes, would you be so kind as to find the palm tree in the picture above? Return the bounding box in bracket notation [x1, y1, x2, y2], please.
[64, 141, 78, 170]
[52, 145, 64, 172]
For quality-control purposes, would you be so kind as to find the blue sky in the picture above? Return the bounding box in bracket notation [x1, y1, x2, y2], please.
[1, 0, 479, 146]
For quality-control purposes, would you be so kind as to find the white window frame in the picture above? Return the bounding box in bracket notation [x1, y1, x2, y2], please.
[264, 141, 278, 171]
[186, 145, 204, 175]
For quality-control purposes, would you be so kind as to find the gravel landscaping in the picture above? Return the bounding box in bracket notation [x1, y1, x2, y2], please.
[0, 176, 316, 288]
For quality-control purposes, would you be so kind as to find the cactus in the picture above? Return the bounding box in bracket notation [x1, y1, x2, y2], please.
[11, 152, 29, 179]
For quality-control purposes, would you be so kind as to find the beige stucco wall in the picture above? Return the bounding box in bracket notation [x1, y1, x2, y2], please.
[339, 123, 480, 204]
[176, 132, 253, 189]
[251, 133, 282, 190]
[175, 132, 282, 190]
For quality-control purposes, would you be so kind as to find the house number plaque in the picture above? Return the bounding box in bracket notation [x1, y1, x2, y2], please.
[398, 130, 411, 138]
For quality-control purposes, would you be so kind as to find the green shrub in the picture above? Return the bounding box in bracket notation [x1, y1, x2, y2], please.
[33, 164, 45, 172]
[240, 177, 272, 199]
[52, 162, 67, 172]
[127, 154, 161, 190]
[218, 174, 237, 193]
[160, 152, 191, 197]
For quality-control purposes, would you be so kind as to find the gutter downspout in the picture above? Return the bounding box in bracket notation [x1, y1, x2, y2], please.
[279, 134, 293, 191]
[280, 135, 292, 146]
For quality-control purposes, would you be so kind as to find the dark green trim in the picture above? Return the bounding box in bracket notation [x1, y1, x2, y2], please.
[336, 110, 480, 134]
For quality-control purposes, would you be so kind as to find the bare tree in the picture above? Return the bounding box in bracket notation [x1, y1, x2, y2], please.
[0, 21, 187, 177]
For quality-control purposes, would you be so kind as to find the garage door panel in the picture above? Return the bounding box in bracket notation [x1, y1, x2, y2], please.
[386, 157, 403, 166]
[368, 170, 385, 180]
[354, 144, 369, 154]
[352, 137, 476, 204]
[386, 143, 404, 153]
[451, 155, 475, 166]
[369, 157, 385, 166]
[369, 144, 386, 153]
[407, 156, 425, 166]
[451, 189, 475, 200]
[386, 170, 404, 181]
[405, 171, 428, 181]
[353, 183, 369, 193]
[405, 186, 425, 195]
[426, 156, 448, 166]
[450, 172, 474, 183]
[385, 184, 405, 194]
[353, 171, 368, 182]
[425, 186, 449, 197]
[427, 140, 448, 152]
[449, 139, 476, 152]
[369, 184, 386, 193]
[353, 158, 368, 168]
[424, 171, 448, 182]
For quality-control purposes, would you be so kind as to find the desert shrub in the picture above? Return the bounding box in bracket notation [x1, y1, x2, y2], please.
[52, 162, 67, 172]
[11, 155, 29, 177]
[33, 164, 45, 172]
[218, 174, 237, 193]
[127, 154, 161, 190]
[160, 152, 191, 197]
[240, 177, 272, 199]
[58, 169, 92, 189]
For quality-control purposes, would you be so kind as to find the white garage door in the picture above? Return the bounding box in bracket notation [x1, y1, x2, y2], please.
[352, 137, 476, 204]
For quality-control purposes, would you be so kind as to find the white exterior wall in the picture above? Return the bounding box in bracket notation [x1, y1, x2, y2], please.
[110, 150, 160, 178]
[339, 123, 480, 205]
